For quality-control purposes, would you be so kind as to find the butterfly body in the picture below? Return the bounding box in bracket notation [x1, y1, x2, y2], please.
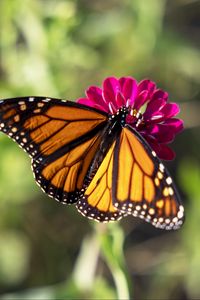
[0, 96, 184, 229]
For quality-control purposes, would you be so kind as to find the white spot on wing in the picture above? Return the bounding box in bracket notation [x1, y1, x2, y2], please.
[152, 151, 156, 157]
[166, 177, 172, 185]
[159, 163, 165, 172]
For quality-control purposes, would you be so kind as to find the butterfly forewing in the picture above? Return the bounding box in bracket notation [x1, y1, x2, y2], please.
[112, 125, 184, 230]
[0, 97, 108, 204]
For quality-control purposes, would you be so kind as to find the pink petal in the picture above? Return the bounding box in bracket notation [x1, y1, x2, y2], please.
[152, 89, 168, 101]
[86, 86, 103, 102]
[116, 91, 126, 107]
[93, 103, 109, 112]
[134, 90, 149, 110]
[156, 144, 176, 160]
[77, 98, 108, 112]
[147, 124, 175, 143]
[160, 103, 180, 118]
[118, 77, 126, 89]
[140, 133, 175, 160]
[140, 133, 157, 148]
[119, 77, 137, 105]
[143, 99, 166, 120]
[126, 115, 135, 125]
[137, 79, 156, 96]
[78, 98, 95, 107]
[102, 77, 119, 107]
[163, 118, 184, 133]
[86, 86, 108, 110]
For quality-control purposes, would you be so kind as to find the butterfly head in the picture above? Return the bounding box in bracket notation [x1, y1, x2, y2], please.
[107, 105, 144, 130]
[108, 105, 130, 128]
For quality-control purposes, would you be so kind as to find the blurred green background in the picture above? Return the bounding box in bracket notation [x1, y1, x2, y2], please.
[0, 0, 199, 299]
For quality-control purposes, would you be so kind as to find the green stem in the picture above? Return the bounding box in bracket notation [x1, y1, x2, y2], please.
[72, 233, 100, 290]
[96, 223, 133, 300]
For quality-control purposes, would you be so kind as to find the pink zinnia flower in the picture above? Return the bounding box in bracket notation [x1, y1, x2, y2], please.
[78, 76, 183, 160]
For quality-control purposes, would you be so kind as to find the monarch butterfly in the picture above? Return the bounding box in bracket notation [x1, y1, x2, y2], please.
[0, 95, 184, 230]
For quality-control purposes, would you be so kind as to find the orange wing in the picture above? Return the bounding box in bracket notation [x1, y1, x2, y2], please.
[76, 141, 125, 222]
[112, 126, 184, 230]
[0, 97, 108, 203]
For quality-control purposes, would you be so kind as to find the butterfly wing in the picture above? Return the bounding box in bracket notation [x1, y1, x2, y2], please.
[76, 140, 125, 222]
[112, 125, 184, 230]
[0, 97, 184, 227]
[0, 97, 108, 203]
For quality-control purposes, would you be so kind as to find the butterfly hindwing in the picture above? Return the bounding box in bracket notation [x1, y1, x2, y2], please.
[32, 131, 104, 203]
[76, 140, 125, 222]
[0, 97, 108, 204]
[112, 125, 184, 229]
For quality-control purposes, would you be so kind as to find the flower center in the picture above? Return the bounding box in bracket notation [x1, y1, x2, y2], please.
[123, 106, 145, 129]
[130, 108, 144, 126]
